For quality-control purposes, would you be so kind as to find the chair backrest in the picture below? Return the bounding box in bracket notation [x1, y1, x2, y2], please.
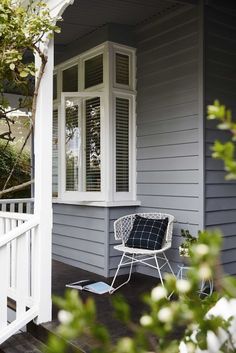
[114, 213, 175, 246]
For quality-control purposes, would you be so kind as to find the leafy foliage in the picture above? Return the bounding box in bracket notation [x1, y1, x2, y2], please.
[0, 0, 59, 129]
[0, 141, 31, 198]
[0, 0, 59, 95]
[0, 0, 60, 193]
[179, 229, 198, 257]
[45, 230, 236, 353]
[207, 100, 236, 180]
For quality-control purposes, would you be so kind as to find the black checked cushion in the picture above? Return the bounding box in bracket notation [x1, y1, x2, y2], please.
[125, 215, 169, 250]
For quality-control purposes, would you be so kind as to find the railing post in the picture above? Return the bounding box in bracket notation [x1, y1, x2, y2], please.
[0, 245, 8, 330]
[33, 38, 54, 324]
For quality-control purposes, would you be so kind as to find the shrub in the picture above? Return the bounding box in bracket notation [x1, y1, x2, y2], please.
[0, 141, 31, 198]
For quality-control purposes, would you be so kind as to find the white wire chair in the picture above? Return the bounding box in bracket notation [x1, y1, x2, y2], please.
[110, 213, 175, 293]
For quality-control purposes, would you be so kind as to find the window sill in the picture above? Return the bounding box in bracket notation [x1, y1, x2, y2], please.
[52, 198, 141, 207]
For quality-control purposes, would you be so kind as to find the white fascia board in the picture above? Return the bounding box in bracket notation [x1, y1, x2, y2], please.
[21, 0, 74, 18]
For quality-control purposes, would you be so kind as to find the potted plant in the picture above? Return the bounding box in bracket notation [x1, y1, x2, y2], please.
[179, 229, 198, 258]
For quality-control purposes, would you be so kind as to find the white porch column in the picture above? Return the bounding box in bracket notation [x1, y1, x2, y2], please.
[32, 0, 74, 325]
[34, 39, 54, 324]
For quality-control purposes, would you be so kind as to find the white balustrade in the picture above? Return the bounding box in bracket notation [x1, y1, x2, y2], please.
[0, 199, 34, 214]
[0, 211, 39, 344]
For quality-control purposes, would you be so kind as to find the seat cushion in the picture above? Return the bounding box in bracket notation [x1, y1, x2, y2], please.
[125, 215, 169, 250]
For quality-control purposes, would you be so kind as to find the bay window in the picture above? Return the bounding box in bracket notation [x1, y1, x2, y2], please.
[53, 42, 137, 204]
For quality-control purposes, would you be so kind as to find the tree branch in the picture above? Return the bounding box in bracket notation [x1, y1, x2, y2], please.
[2, 127, 32, 191]
[0, 180, 34, 198]
[0, 132, 15, 141]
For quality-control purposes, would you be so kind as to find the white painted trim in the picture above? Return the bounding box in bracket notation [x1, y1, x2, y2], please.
[47, 0, 74, 18]
[198, 0, 205, 229]
[0, 306, 39, 345]
[111, 42, 136, 52]
[61, 91, 104, 98]
[0, 217, 39, 247]
[52, 199, 141, 207]
[103, 42, 113, 202]
[57, 57, 78, 72]
[54, 42, 106, 73]
[34, 39, 54, 324]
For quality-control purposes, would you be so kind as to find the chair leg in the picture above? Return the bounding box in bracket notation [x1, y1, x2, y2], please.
[109, 253, 135, 294]
[154, 254, 164, 288]
[163, 252, 176, 277]
[157, 253, 176, 300]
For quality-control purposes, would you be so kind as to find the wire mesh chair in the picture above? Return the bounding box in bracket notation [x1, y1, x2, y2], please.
[110, 213, 175, 293]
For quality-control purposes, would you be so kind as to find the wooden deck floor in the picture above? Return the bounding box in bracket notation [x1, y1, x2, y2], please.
[48, 260, 161, 350]
[1, 260, 162, 353]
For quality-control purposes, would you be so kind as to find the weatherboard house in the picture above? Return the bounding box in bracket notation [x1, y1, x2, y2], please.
[0, 0, 236, 345]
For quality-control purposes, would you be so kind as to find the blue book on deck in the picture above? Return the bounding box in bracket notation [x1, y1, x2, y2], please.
[66, 280, 113, 294]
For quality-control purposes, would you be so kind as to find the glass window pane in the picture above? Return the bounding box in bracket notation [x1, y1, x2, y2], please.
[65, 99, 80, 191]
[116, 97, 129, 192]
[85, 97, 101, 191]
[116, 53, 129, 86]
[64, 96, 101, 193]
[63, 65, 78, 92]
[85, 54, 103, 89]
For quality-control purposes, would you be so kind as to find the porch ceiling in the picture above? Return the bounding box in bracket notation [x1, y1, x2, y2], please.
[55, 0, 192, 46]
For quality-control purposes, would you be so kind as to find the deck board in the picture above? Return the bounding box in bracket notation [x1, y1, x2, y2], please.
[1, 260, 163, 353]
[49, 260, 161, 348]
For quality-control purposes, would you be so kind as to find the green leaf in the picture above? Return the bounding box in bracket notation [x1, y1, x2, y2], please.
[112, 295, 131, 323]
[19, 71, 29, 78]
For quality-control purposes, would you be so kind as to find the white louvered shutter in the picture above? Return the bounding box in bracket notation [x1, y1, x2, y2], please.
[115, 53, 129, 86]
[62, 65, 78, 92]
[116, 97, 129, 192]
[84, 54, 103, 89]
[85, 97, 101, 191]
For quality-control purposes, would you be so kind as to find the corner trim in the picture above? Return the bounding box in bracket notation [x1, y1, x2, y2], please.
[198, 0, 206, 229]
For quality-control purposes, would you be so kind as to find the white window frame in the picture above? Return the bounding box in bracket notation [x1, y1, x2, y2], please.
[112, 43, 136, 91]
[113, 92, 136, 202]
[60, 91, 105, 201]
[61, 62, 79, 93]
[53, 41, 138, 205]
[81, 45, 105, 92]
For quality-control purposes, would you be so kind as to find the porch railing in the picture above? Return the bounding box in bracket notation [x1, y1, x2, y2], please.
[0, 211, 39, 344]
[0, 198, 34, 214]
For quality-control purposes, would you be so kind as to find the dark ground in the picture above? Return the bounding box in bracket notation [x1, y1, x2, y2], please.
[49, 260, 161, 349]
[0, 260, 162, 353]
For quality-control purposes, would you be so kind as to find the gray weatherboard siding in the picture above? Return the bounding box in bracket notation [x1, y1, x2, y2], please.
[52, 204, 107, 276]
[52, 204, 138, 277]
[52, 6, 201, 278]
[52, 2, 236, 278]
[135, 5, 201, 276]
[205, 3, 236, 275]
